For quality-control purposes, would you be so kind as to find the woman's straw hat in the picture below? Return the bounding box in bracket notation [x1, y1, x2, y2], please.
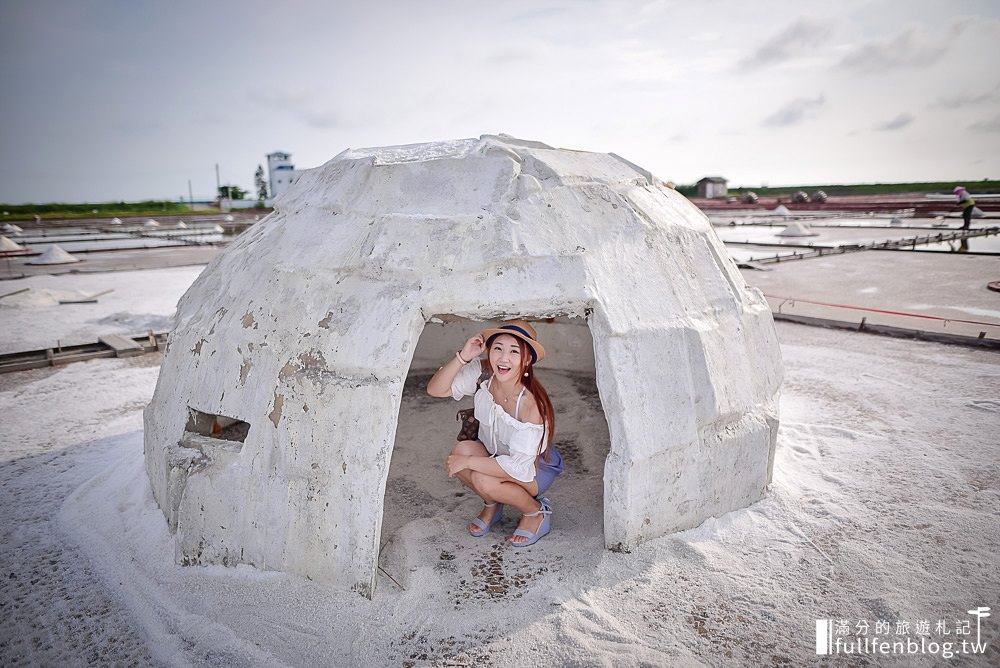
[481, 320, 546, 364]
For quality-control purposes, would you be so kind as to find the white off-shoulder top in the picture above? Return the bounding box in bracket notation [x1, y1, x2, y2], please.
[451, 360, 547, 483]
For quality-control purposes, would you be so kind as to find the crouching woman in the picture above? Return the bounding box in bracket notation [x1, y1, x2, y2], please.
[426, 321, 562, 547]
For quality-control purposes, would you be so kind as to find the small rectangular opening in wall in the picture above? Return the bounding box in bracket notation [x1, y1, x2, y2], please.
[185, 408, 250, 443]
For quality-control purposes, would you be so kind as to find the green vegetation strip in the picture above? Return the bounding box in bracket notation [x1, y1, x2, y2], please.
[1, 201, 208, 220]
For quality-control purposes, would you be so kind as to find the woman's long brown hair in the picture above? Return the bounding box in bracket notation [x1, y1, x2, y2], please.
[490, 335, 555, 462]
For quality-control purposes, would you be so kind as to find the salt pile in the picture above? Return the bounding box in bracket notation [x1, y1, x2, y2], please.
[777, 221, 819, 237]
[3, 223, 24, 235]
[26, 245, 80, 265]
[1, 235, 25, 252]
[175, 221, 187, 229]
[772, 204, 790, 216]
[143, 219, 160, 228]
[1, 287, 88, 308]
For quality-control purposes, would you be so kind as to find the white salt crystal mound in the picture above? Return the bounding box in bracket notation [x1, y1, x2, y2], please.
[26, 245, 80, 265]
[144, 219, 160, 228]
[110, 217, 122, 225]
[176, 221, 188, 229]
[2, 223, 23, 235]
[1, 235, 25, 251]
[776, 221, 819, 237]
[771, 204, 791, 216]
[144, 134, 782, 595]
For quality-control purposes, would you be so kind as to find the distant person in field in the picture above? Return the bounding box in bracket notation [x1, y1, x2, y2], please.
[953, 186, 975, 230]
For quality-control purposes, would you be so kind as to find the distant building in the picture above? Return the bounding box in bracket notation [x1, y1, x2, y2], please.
[697, 177, 728, 199]
[268, 151, 301, 198]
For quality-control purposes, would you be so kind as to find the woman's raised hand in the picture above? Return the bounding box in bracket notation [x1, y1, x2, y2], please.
[461, 335, 485, 362]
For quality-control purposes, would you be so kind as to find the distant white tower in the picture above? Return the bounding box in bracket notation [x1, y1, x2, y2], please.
[267, 151, 300, 198]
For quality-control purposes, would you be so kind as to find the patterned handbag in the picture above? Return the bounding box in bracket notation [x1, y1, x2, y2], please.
[456, 408, 480, 441]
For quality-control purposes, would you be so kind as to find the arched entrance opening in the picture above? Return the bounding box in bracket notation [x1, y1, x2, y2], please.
[378, 316, 611, 592]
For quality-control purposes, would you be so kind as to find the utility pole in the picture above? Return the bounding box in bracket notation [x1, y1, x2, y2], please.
[188, 179, 194, 211]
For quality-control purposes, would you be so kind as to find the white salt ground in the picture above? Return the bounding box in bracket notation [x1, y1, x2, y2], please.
[1, 322, 998, 666]
[0, 266, 203, 354]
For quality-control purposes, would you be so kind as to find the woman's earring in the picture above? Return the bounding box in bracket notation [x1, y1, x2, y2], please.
[523, 371, 529, 377]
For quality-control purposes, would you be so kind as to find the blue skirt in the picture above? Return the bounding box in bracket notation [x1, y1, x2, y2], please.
[535, 445, 564, 496]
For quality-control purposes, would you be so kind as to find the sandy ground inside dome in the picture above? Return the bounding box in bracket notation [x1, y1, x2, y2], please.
[0, 252, 999, 666]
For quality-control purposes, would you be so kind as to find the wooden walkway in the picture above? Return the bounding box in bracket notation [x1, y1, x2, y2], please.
[0, 332, 167, 374]
[734, 227, 999, 266]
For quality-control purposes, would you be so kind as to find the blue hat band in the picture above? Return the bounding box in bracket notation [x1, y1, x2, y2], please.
[486, 325, 538, 363]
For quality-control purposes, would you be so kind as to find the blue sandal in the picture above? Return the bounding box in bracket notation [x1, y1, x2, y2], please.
[510, 498, 552, 547]
[469, 503, 504, 537]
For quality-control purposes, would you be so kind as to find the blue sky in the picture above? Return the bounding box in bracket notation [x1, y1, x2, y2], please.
[1, 0, 998, 203]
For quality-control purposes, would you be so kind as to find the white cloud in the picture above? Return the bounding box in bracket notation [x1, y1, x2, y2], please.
[605, 40, 681, 82]
[873, 113, 914, 131]
[838, 24, 965, 72]
[480, 46, 539, 66]
[739, 18, 833, 70]
[690, 32, 720, 42]
[969, 114, 1000, 133]
[300, 111, 340, 130]
[762, 95, 827, 127]
[930, 85, 1000, 109]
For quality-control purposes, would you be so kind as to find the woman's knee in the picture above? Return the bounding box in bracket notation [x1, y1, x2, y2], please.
[451, 440, 486, 456]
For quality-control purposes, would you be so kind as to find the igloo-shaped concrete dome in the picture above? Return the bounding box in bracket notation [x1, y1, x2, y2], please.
[144, 134, 782, 596]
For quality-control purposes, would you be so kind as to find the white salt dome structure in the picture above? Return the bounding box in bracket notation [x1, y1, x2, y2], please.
[26, 245, 79, 265]
[144, 135, 782, 596]
[777, 221, 819, 237]
[771, 204, 791, 216]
